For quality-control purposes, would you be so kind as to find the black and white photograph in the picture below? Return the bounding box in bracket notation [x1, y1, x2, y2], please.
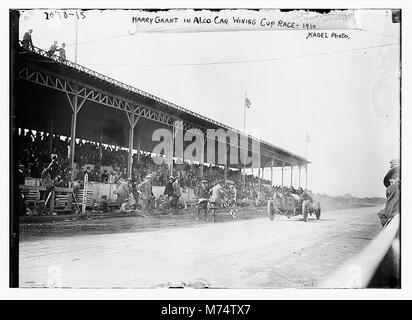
[4, 1, 409, 300]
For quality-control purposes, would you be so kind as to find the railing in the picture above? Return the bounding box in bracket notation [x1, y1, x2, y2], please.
[319, 213, 400, 288]
[18, 41, 308, 164]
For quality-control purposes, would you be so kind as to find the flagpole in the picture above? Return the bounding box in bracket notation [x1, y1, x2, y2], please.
[243, 92, 247, 184]
[243, 91, 247, 133]
[74, 14, 78, 64]
[305, 133, 308, 190]
[305, 134, 307, 159]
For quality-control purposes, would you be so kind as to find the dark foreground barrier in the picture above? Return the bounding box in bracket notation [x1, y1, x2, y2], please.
[319, 213, 400, 288]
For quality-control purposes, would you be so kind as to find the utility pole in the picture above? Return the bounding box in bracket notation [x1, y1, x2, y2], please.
[305, 133, 309, 190]
[242, 91, 249, 186]
[74, 14, 78, 63]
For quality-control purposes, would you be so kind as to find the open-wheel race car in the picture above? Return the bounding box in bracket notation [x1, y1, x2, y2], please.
[267, 191, 321, 222]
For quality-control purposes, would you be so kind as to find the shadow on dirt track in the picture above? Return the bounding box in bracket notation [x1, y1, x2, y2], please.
[20, 207, 271, 242]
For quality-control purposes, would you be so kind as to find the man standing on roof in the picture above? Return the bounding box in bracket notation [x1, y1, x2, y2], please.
[22, 29, 34, 50]
[47, 41, 58, 57]
[58, 43, 66, 62]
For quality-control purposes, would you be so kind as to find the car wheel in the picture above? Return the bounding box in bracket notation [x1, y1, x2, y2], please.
[302, 200, 308, 222]
[267, 200, 274, 221]
[314, 201, 321, 220]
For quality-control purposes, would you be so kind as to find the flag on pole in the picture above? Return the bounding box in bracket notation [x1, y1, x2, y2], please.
[306, 133, 311, 143]
[245, 97, 252, 109]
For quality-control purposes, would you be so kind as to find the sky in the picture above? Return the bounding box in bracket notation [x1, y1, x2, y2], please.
[18, 9, 400, 197]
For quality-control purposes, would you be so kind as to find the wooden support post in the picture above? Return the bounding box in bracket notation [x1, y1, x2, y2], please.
[224, 141, 228, 184]
[170, 123, 175, 176]
[200, 135, 204, 179]
[299, 165, 301, 188]
[49, 115, 54, 155]
[281, 162, 284, 187]
[271, 165, 273, 186]
[224, 164, 228, 184]
[66, 85, 86, 182]
[290, 165, 293, 187]
[306, 164, 308, 190]
[69, 84, 78, 181]
[99, 127, 103, 164]
[136, 131, 140, 164]
[127, 118, 134, 179]
[126, 112, 140, 179]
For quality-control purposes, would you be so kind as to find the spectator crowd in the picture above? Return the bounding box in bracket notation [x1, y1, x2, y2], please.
[17, 128, 278, 205]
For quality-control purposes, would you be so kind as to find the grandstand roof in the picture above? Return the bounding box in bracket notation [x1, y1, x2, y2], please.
[15, 43, 309, 168]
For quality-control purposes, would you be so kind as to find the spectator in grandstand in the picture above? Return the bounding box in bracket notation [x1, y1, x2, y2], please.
[109, 171, 117, 184]
[84, 166, 91, 179]
[89, 168, 99, 182]
[47, 41, 58, 57]
[289, 186, 297, 194]
[47, 154, 61, 180]
[101, 170, 109, 183]
[75, 166, 91, 181]
[378, 160, 400, 227]
[22, 29, 34, 50]
[58, 43, 66, 62]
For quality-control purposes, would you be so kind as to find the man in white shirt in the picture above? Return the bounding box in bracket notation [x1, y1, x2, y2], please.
[209, 180, 224, 222]
[210, 180, 223, 203]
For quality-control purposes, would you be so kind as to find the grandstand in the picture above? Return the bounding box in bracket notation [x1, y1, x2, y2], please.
[11, 11, 309, 190]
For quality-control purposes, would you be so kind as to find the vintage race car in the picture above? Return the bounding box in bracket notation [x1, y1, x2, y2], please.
[267, 192, 321, 222]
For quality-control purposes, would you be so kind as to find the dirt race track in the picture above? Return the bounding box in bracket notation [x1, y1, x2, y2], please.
[19, 206, 382, 288]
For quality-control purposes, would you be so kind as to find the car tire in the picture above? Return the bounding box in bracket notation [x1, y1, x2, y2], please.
[268, 200, 274, 221]
[314, 201, 321, 220]
[302, 200, 308, 222]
